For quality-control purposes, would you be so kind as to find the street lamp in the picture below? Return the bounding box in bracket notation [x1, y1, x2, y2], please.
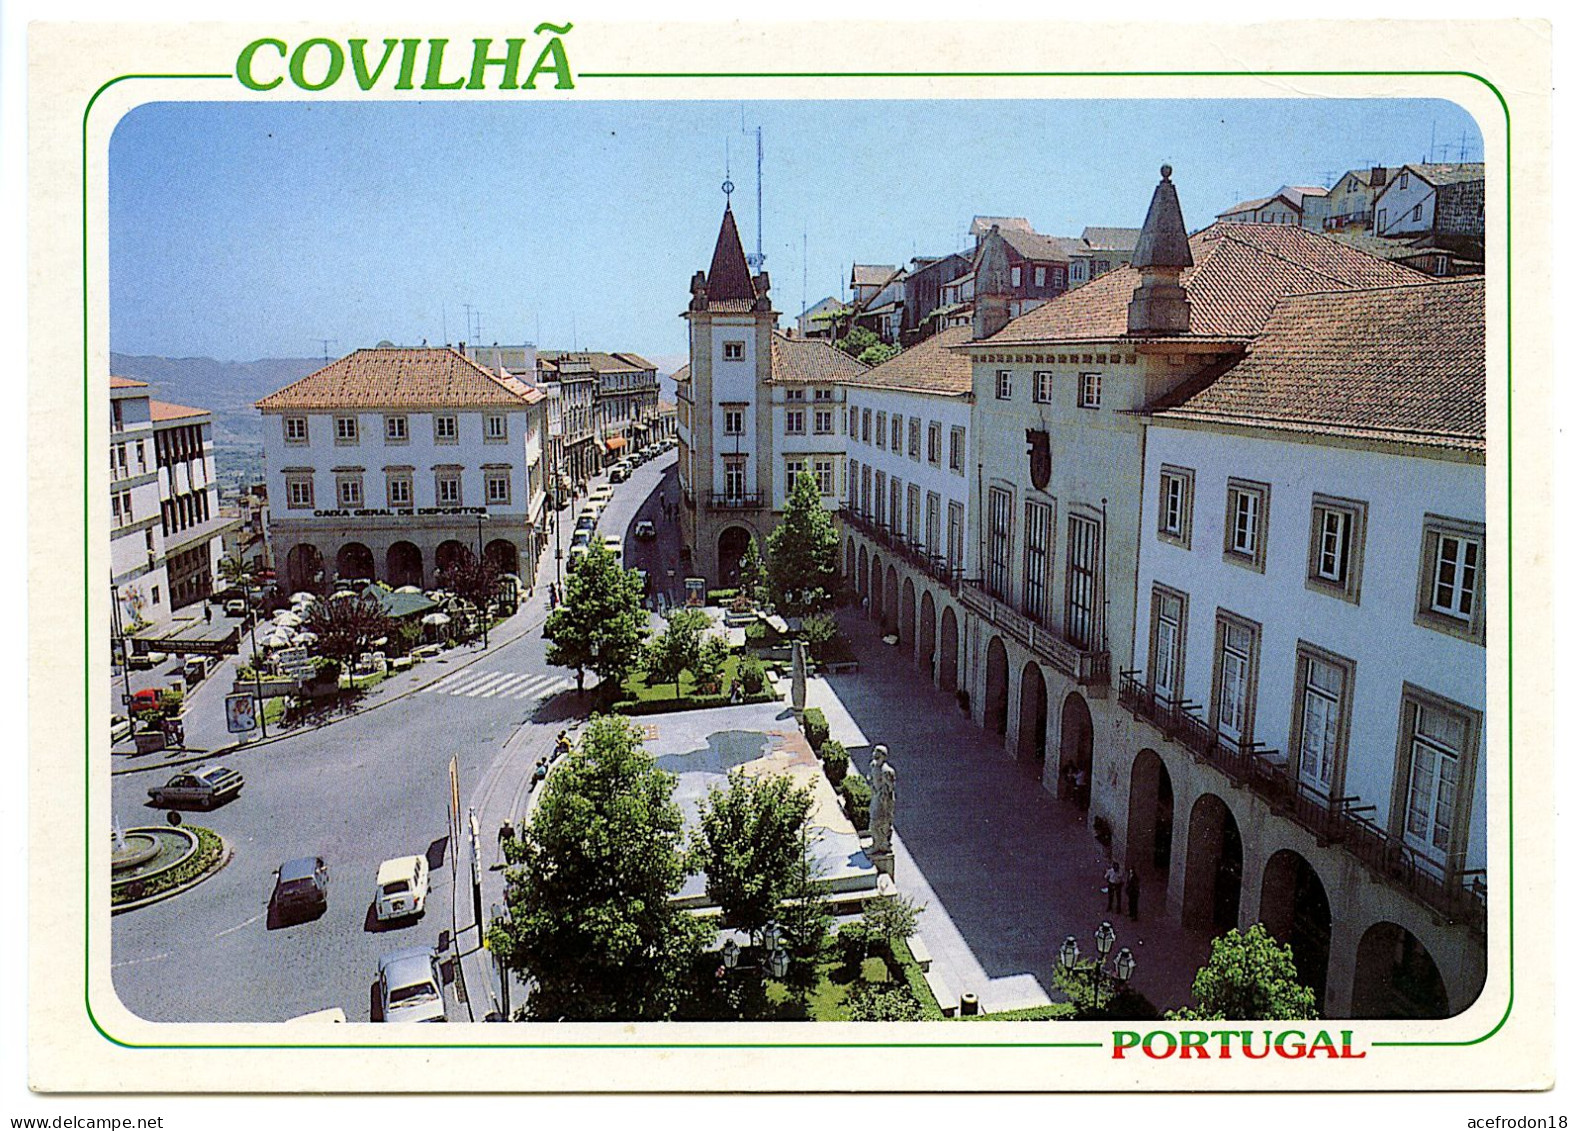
[1058, 934, 1080, 974]
[475, 512, 490, 649]
[1113, 947, 1137, 987]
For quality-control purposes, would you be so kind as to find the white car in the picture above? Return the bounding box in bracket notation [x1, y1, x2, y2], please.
[374, 855, 429, 921]
[602, 535, 624, 563]
[376, 947, 447, 1022]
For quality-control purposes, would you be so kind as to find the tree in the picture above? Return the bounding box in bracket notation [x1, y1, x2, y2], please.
[543, 539, 649, 693]
[861, 893, 925, 948]
[693, 634, 731, 694]
[695, 772, 815, 940]
[486, 715, 708, 1021]
[738, 536, 769, 607]
[765, 472, 841, 616]
[1167, 924, 1321, 1021]
[217, 555, 257, 591]
[301, 593, 394, 668]
[447, 552, 501, 616]
[644, 608, 707, 698]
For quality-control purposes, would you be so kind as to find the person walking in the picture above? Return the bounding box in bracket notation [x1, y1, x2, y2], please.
[498, 818, 515, 852]
[1125, 866, 1140, 921]
[204, 604, 212, 624]
[1104, 860, 1123, 912]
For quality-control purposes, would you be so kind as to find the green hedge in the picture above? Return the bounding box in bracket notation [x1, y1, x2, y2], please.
[820, 738, 849, 785]
[112, 825, 224, 905]
[842, 774, 871, 829]
[890, 937, 946, 1021]
[802, 707, 829, 749]
[955, 1002, 1079, 1021]
[611, 689, 779, 717]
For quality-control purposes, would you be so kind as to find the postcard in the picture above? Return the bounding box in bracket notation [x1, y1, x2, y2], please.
[25, 15, 1552, 1095]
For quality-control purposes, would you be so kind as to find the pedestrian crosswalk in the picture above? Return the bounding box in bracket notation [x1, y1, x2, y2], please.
[421, 669, 574, 701]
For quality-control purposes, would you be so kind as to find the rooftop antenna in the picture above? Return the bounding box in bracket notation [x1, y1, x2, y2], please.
[462, 303, 474, 348]
[313, 337, 338, 361]
[801, 229, 807, 318]
[736, 119, 766, 272]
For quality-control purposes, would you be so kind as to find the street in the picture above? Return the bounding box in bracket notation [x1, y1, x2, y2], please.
[110, 450, 679, 1022]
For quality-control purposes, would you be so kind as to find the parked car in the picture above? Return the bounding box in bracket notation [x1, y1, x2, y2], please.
[271, 856, 329, 918]
[634, 520, 656, 541]
[609, 463, 631, 484]
[374, 855, 430, 922]
[223, 598, 248, 617]
[566, 544, 589, 569]
[147, 765, 244, 809]
[570, 530, 591, 552]
[376, 947, 447, 1022]
[602, 535, 624, 563]
[589, 485, 614, 507]
[576, 505, 599, 530]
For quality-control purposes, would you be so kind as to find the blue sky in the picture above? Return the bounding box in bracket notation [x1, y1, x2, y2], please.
[109, 97, 1483, 367]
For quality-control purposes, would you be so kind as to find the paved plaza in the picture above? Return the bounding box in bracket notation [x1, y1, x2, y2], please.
[811, 609, 1218, 1015]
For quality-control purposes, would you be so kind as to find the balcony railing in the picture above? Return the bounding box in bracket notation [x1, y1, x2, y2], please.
[841, 510, 964, 591]
[708, 492, 765, 510]
[1117, 670, 1487, 935]
[959, 580, 1111, 687]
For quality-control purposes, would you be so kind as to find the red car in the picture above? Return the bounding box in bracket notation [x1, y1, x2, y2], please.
[129, 688, 164, 715]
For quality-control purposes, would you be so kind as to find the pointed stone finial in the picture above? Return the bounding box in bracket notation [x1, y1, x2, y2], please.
[1161, 164, 1172, 180]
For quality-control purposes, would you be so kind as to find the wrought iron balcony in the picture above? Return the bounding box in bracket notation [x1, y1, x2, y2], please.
[1117, 670, 1487, 935]
[708, 492, 765, 510]
[840, 510, 965, 592]
[959, 580, 1111, 687]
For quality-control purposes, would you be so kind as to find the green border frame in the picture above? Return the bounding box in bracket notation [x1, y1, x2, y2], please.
[82, 67, 1513, 1056]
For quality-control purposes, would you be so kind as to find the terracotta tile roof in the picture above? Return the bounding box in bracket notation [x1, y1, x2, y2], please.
[982, 222, 1428, 346]
[671, 363, 691, 384]
[1401, 162, 1486, 187]
[770, 333, 869, 384]
[840, 326, 973, 396]
[110, 375, 148, 389]
[149, 399, 209, 422]
[1080, 226, 1142, 251]
[706, 206, 756, 304]
[255, 347, 538, 410]
[537, 350, 653, 374]
[1147, 276, 1484, 452]
[999, 228, 1070, 263]
[971, 216, 1033, 237]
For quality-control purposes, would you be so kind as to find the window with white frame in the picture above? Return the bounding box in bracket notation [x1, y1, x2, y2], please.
[1078, 371, 1102, 409]
[906, 484, 921, 542]
[1416, 516, 1484, 643]
[1023, 500, 1052, 624]
[286, 476, 314, 510]
[814, 408, 834, 434]
[724, 458, 747, 500]
[927, 421, 942, 466]
[987, 486, 1013, 601]
[862, 408, 872, 443]
[1065, 514, 1100, 648]
[814, 458, 835, 496]
[724, 408, 744, 435]
[1010, 266, 1022, 288]
[434, 415, 458, 444]
[908, 417, 921, 461]
[1034, 266, 1046, 288]
[336, 474, 363, 508]
[435, 471, 462, 505]
[285, 416, 309, 444]
[814, 388, 833, 401]
[1224, 479, 1270, 571]
[1293, 644, 1354, 797]
[876, 412, 887, 449]
[723, 341, 745, 361]
[847, 459, 860, 508]
[947, 500, 965, 572]
[949, 426, 965, 473]
[786, 388, 806, 401]
[925, 492, 941, 558]
[1211, 612, 1260, 747]
[386, 473, 413, 508]
[785, 409, 806, 435]
[1157, 465, 1195, 548]
[1394, 686, 1480, 872]
[1149, 586, 1186, 705]
[485, 471, 511, 505]
[385, 415, 408, 443]
[861, 464, 872, 516]
[995, 370, 1013, 400]
[785, 458, 807, 487]
[485, 414, 508, 442]
[1308, 494, 1367, 602]
[1033, 371, 1053, 403]
[891, 478, 903, 534]
[334, 416, 359, 444]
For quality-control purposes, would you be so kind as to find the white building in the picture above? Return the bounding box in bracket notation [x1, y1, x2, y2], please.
[1372, 163, 1486, 241]
[256, 346, 548, 592]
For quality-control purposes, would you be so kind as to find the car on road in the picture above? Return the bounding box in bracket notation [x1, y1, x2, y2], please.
[576, 505, 599, 529]
[376, 947, 447, 1022]
[271, 856, 329, 918]
[602, 535, 624, 563]
[147, 765, 244, 809]
[566, 544, 588, 569]
[223, 598, 248, 617]
[570, 529, 591, 551]
[374, 855, 429, 922]
[633, 520, 656, 541]
[609, 463, 631, 483]
[588, 484, 614, 508]
[128, 688, 165, 715]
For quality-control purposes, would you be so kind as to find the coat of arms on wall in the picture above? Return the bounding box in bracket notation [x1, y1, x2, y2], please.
[1026, 429, 1051, 491]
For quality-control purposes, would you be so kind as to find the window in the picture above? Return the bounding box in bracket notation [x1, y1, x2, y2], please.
[434, 415, 459, 444]
[908, 418, 921, 461]
[1307, 494, 1368, 602]
[1078, 372, 1102, 409]
[1416, 516, 1486, 643]
[1065, 514, 1100, 648]
[876, 413, 887, 449]
[1224, 479, 1270, 571]
[949, 427, 965, 473]
[1398, 171, 1409, 189]
[927, 422, 942, 466]
[995, 370, 1013, 400]
[925, 492, 941, 558]
[1393, 686, 1480, 873]
[485, 414, 507, 442]
[723, 341, 745, 361]
[1157, 465, 1195, 548]
[987, 487, 1013, 601]
[1034, 266, 1046, 287]
[947, 501, 966, 573]
[814, 409, 834, 434]
[724, 458, 747, 500]
[334, 416, 359, 444]
[1010, 266, 1022, 288]
[814, 458, 835, 496]
[1148, 586, 1187, 706]
[724, 409, 744, 435]
[1031, 371, 1052, 404]
[1023, 500, 1052, 624]
[337, 475, 363, 508]
[905, 484, 921, 542]
[862, 409, 872, 443]
[136, 441, 146, 473]
[1291, 644, 1356, 797]
[861, 464, 872, 517]
[485, 471, 512, 505]
[435, 471, 462, 506]
[785, 457, 807, 487]
[1377, 207, 1388, 231]
[286, 476, 314, 510]
[1411, 203, 1423, 222]
[285, 417, 309, 444]
[891, 478, 903, 534]
[386, 474, 412, 508]
[785, 388, 806, 402]
[384, 415, 408, 443]
[814, 387, 833, 401]
[785, 409, 806, 435]
[1211, 611, 1260, 747]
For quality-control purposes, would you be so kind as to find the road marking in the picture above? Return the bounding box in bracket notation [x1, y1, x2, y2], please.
[214, 910, 268, 939]
[455, 672, 511, 696]
[481, 673, 534, 698]
[111, 952, 170, 969]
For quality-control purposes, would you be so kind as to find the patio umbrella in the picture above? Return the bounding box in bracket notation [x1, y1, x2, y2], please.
[394, 585, 423, 594]
[296, 631, 318, 646]
[421, 613, 451, 627]
[272, 610, 303, 627]
[331, 589, 357, 600]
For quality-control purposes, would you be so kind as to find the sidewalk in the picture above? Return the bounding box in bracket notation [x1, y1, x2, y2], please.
[810, 608, 1216, 1015]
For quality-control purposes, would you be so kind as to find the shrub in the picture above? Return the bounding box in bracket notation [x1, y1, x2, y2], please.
[706, 588, 739, 604]
[738, 655, 766, 695]
[834, 921, 872, 967]
[802, 707, 829, 750]
[819, 739, 849, 785]
[744, 621, 767, 644]
[846, 981, 926, 1022]
[842, 774, 872, 829]
[800, 612, 837, 658]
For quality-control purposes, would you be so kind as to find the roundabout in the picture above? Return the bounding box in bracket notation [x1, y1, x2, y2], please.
[111, 824, 228, 912]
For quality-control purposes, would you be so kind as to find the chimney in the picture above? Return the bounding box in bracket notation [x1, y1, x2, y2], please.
[1370, 165, 1388, 186]
[1127, 165, 1193, 337]
[972, 225, 1013, 341]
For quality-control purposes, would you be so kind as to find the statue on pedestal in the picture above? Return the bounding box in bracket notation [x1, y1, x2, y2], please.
[870, 744, 897, 857]
[791, 639, 808, 714]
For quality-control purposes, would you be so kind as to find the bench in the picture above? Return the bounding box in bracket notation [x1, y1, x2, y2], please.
[924, 968, 958, 1017]
[907, 936, 933, 972]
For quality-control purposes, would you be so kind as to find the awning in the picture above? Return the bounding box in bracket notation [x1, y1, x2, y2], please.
[606, 436, 628, 451]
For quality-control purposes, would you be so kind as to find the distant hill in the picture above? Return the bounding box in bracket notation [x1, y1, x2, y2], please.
[110, 353, 323, 448]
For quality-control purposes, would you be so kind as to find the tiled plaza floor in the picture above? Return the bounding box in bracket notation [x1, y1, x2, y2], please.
[808, 608, 1218, 1015]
